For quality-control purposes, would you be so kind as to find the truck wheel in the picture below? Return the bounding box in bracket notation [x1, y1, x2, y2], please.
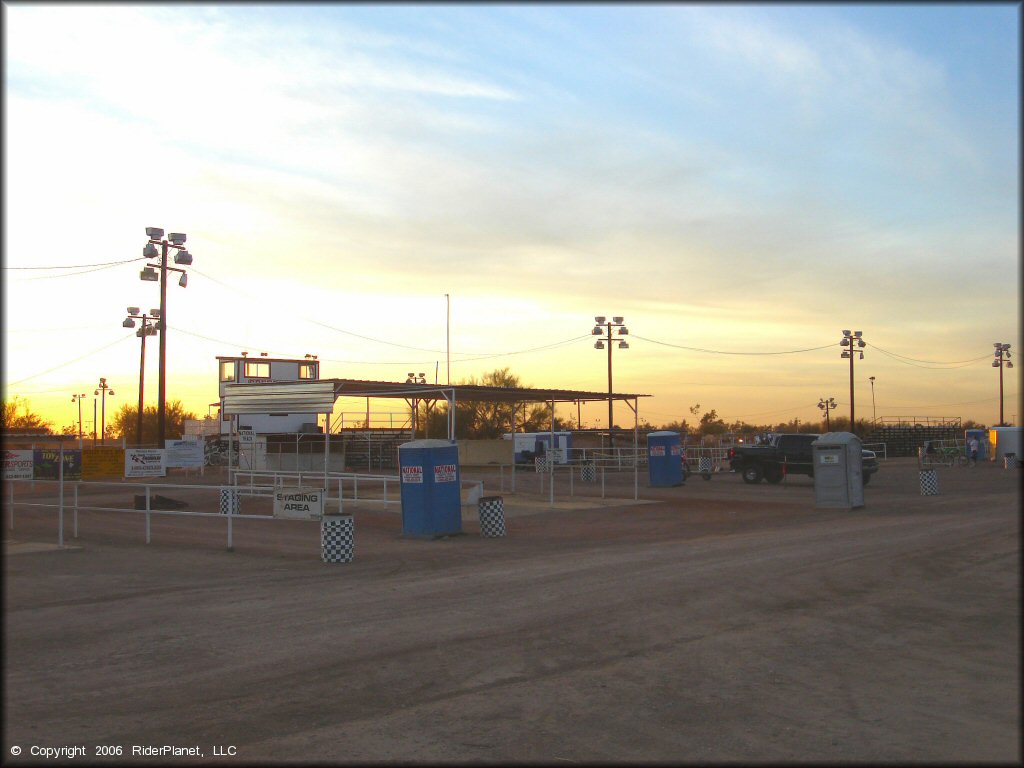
[764, 468, 783, 484]
[741, 465, 763, 484]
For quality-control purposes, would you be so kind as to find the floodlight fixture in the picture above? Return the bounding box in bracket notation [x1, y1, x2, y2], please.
[618, 326, 629, 335]
[612, 316, 624, 324]
[167, 232, 187, 245]
[595, 316, 606, 324]
[174, 249, 192, 265]
[146, 227, 164, 240]
[592, 326, 603, 335]
[178, 273, 187, 287]
[127, 306, 140, 315]
[595, 341, 604, 349]
[143, 243, 158, 259]
[140, 267, 159, 281]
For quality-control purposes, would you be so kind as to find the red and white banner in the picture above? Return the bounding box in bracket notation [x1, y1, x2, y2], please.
[401, 465, 423, 484]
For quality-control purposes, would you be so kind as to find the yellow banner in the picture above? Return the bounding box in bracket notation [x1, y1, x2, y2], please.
[82, 447, 124, 479]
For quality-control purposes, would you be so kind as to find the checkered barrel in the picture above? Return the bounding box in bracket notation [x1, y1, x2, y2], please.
[321, 514, 355, 563]
[477, 496, 507, 537]
[919, 469, 940, 496]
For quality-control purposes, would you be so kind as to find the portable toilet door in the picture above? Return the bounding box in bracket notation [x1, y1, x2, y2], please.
[811, 432, 864, 509]
[647, 431, 683, 487]
[398, 439, 462, 538]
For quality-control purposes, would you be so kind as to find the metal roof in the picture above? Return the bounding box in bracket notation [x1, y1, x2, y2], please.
[325, 378, 650, 405]
[220, 378, 649, 414]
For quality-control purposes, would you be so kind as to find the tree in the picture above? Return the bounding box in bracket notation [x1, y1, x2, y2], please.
[1, 396, 52, 432]
[109, 400, 198, 445]
[415, 367, 570, 439]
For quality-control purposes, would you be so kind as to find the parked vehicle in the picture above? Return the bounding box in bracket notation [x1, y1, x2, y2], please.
[728, 433, 879, 485]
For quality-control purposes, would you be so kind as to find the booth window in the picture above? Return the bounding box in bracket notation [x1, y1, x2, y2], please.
[244, 362, 270, 379]
[219, 361, 236, 382]
[299, 362, 318, 380]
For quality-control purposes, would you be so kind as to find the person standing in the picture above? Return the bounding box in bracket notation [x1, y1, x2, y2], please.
[968, 436, 980, 467]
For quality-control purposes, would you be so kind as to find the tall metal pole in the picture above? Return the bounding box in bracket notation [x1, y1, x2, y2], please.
[445, 293, 450, 385]
[137, 318, 149, 447]
[606, 321, 613, 446]
[869, 376, 876, 423]
[92, 398, 97, 447]
[849, 347, 855, 430]
[157, 241, 169, 446]
[999, 354, 1005, 426]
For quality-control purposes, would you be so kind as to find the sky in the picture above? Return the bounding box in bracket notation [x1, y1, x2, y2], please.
[2, 3, 1020, 434]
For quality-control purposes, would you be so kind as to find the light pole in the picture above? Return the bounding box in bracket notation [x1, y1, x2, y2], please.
[406, 372, 427, 435]
[95, 378, 115, 446]
[71, 393, 86, 442]
[818, 397, 837, 432]
[993, 343, 1013, 426]
[123, 307, 159, 447]
[869, 376, 876, 423]
[141, 228, 193, 445]
[840, 330, 865, 433]
[591, 316, 629, 448]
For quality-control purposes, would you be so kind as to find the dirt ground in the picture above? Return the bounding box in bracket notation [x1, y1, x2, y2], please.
[3, 458, 1020, 763]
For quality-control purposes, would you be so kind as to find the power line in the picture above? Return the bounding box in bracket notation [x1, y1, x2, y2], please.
[4, 257, 144, 270]
[4, 333, 135, 387]
[631, 334, 834, 355]
[865, 342, 991, 367]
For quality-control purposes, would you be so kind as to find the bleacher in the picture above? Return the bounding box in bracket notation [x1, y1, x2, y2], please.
[862, 419, 961, 458]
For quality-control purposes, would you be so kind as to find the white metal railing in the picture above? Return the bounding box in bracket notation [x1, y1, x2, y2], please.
[862, 442, 888, 460]
[6, 479, 278, 551]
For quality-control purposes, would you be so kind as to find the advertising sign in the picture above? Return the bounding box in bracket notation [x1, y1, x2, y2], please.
[165, 439, 205, 469]
[670, 445, 682, 456]
[3, 450, 34, 480]
[433, 463, 457, 483]
[33, 448, 82, 480]
[83, 447, 125, 479]
[401, 465, 423, 484]
[650, 446, 666, 457]
[273, 488, 325, 520]
[125, 449, 167, 477]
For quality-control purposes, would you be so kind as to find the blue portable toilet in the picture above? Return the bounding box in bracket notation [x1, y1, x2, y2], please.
[398, 439, 463, 538]
[965, 429, 988, 461]
[647, 431, 684, 487]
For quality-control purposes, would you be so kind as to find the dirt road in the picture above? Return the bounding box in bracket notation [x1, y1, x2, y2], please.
[4, 459, 1020, 762]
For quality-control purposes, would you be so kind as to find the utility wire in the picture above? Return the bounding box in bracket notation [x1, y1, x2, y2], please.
[865, 342, 991, 368]
[4, 333, 135, 387]
[4, 257, 145, 270]
[632, 334, 834, 355]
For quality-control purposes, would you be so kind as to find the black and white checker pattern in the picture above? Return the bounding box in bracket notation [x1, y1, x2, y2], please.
[1005, 454, 1018, 469]
[580, 463, 597, 483]
[321, 515, 355, 563]
[535, 456, 551, 473]
[699, 457, 712, 474]
[478, 497, 507, 537]
[219, 488, 240, 515]
[919, 469, 939, 496]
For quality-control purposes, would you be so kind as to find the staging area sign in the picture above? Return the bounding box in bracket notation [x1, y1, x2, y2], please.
[274, 487, 325, 520]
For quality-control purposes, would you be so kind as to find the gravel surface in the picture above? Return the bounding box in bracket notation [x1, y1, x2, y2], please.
[4, 458, 1020, 763]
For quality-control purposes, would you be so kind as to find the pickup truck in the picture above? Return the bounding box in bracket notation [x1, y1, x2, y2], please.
[728, 433, 879, 485]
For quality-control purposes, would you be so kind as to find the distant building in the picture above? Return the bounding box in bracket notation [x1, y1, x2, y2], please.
[216, 354, 322, 435]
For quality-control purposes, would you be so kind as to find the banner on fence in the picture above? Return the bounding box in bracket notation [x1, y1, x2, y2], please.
[83, 447, 125, 479]
[274, 487, 325, 520]
[33, 448, 82, 480]
[125, 448, 167, 477]
[165, 439, 204, 469]
[3, 450, 34, 480]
